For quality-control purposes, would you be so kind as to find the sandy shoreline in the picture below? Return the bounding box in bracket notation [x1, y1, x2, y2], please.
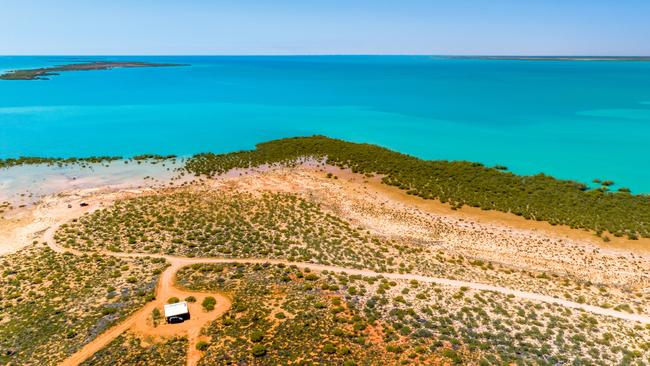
[0, 159, 193, 256]
[358, 169, 650, 254]
[2, 162, 648, 258]
[0, 158, 187, 206]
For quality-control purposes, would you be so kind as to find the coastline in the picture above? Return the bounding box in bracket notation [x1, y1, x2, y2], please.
[2, 56, 649, 193]
[0, 157, 186, 206]
[3, 161, 647, 259]
[0, 158, 194, 256]
[352, 167, 650, 254]
[2, 138, 648, 256]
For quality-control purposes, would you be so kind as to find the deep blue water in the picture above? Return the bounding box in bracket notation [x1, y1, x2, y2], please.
[1, 56, 649, 192]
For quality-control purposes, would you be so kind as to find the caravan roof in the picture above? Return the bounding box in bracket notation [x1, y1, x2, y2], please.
[164, 301, 189, 317]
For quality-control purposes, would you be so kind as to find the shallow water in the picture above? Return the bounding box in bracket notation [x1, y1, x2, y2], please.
[1, 56, 649, 192]
[0, 160, 184, 206]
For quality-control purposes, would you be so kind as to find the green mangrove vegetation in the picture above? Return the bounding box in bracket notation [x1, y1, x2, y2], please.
[185, 136, 650, 240]
[0, 156, 122, 169]
[0, 154, 177, 169]
[131, 154, 177, 161]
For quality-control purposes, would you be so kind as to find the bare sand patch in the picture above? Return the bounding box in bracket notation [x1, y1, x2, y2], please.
[204, 165, 650, 291]
[0, 186, 156, 255]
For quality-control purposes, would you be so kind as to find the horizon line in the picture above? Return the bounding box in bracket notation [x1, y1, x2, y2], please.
[2, 54, 650, 58]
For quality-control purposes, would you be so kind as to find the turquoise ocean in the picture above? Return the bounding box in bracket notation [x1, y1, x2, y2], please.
[1, 56, 649, 192]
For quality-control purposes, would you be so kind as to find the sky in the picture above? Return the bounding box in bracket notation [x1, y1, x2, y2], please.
[1, 0, 649, 56]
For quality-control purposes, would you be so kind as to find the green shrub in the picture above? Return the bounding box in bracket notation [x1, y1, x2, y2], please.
[202, 296, 217, 311]
[322, 343, 337, 354]
[196, 341, 209, 351]
[251, 330, 264, 343]
[185, 296, 196, 303]
[252, 344, 267, 357]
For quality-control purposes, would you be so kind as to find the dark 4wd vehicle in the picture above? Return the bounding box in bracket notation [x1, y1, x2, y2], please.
[168, 316, 186, 324]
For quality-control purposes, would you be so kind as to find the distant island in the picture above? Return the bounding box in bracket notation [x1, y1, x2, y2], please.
[448, 56, 650, 61]
[0, 61, 184, 80]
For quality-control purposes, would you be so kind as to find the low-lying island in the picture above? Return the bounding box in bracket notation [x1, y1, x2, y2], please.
[0, 61, 184, 80]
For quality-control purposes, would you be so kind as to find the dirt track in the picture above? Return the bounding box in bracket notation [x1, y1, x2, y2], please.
[43, 218, 231, 366]
[56, 258, 230, 366]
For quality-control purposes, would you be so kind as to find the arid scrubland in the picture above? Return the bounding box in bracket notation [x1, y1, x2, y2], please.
[178, 262, 650, 365]
[57, 166, 650, 317]
[221, 167, 650, 315]
[80, 334, 187, 366]
[3, 162, 650, 365]
[0, 245, 166, 365]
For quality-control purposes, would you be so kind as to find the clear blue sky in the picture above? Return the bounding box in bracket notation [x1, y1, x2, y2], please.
[1, 0, 649, 55]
